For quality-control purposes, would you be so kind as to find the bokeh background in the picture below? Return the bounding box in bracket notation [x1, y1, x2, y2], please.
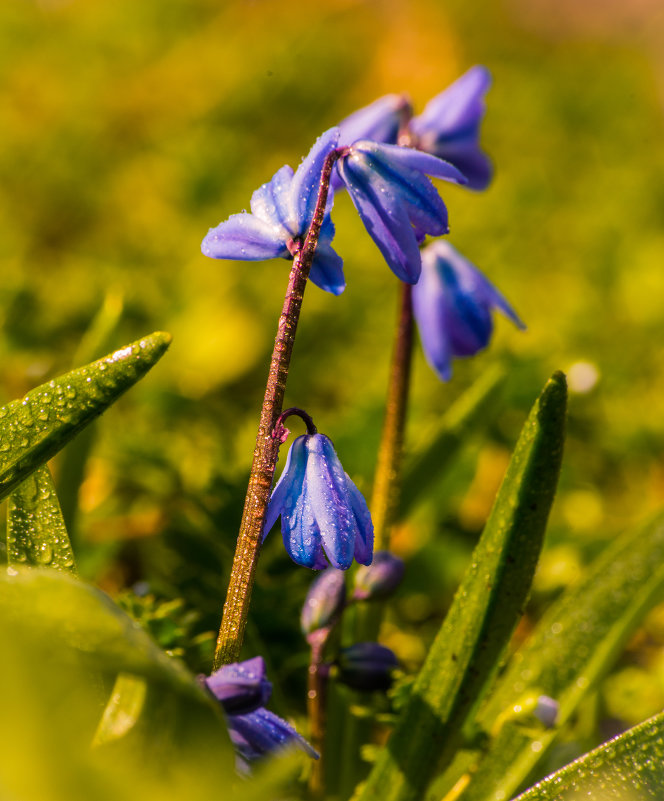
[2, 0, 664, 772]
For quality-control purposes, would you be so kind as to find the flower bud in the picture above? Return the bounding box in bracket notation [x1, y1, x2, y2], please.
[301, 568, 347, 636]
[337, 642, 399, 692]
[352, 550, 405, 601]
[533, 695, 559, 729]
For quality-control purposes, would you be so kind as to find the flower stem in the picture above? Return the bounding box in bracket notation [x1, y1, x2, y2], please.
[370, 281, 414, 550]
[307, 633, 329, 799]
[213, 151, 340, 669]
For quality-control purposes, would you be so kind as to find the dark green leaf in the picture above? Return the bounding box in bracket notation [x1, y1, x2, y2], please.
[357, 372, 567, 801]
[456, 510, 664, 801]
[0, 331, 171, 501]
[514, 710, 664, 800]
[7, 464, 77, 573]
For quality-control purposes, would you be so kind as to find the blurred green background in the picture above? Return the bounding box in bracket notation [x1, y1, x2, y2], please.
[2, 0, 664, 757]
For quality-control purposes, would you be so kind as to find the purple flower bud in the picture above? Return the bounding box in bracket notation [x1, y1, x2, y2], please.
[264, 433, 374, 570]
[352, 551, 405, 601]
[337, 642, 399, 691]
[534, 695, 559, 729]
[336, 141, 466, 284]
[204, 657, 317, 767]
[301, 568, 347, 635]
[202, 127, 346, 295]
[412, 240, 525, 381]
[204, 655, 272, 715]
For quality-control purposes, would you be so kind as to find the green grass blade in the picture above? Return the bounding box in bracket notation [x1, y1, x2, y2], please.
[7, 464, 77, 574]
[355, 372, 567, 801]
[399, 364, 506, 520]
[456, 510, 664, 801]
[513, 710, 664, 800]
[0, 331, 171, 502]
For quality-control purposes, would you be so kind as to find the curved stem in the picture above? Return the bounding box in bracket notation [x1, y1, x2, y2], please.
[213, 151, 340, 669]
[370, 281, 414, 550]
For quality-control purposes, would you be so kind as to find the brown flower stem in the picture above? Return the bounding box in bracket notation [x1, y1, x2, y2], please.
[370, 281, 414, 551]
[213, 150, 340, 669]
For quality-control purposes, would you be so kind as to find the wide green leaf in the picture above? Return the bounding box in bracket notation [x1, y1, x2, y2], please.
[356, 372, 567, 801]
[455, 510, 664, 801]
[7, 464, 77, 573]
[513, 710, 664, 800]
[399, 364, 506, 520]
[0, 331, 171, 501]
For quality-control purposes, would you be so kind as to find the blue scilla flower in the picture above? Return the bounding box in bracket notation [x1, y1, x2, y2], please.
[412, 240, 525, 381]
[409, 66, 493, 191]
[335, 66, 492, 191]
[264, 433, 374, 570]
[201, 127, 346, 295]
[336, 141, 466, 284]
[204, 656, 317, 767]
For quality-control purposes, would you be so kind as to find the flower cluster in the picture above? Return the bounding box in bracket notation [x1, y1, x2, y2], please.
[204, 656, 317, 768]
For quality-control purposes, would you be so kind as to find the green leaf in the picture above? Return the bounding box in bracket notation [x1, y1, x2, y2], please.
[356, 372, 567, 801]
[92, 672, 148, 747]
[513, 710, 664, 800]
[7, 464, 77, 573]
[0, 331, 171, 502]
[455, 509, 664, 801]
[399, 364, 506, 519]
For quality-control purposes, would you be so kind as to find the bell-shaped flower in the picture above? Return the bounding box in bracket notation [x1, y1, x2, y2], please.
[202, 127, 345, 295]
[264, 433, 374, 570]
[204, 656, 317, 767]
[336, 141, 466, 283]
[410, 66, 493, 191]
[412, 240, 525, 381]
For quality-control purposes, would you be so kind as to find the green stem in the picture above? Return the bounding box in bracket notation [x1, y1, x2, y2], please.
[307, 634, 329, 799]
[213, 151, 340, 669]
[370, 281, 414, 551]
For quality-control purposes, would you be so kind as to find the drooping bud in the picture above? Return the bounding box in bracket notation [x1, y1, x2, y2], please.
[352, 550, 405, 601]
[336, 642, 399, 692]
[301, 568, 347, 636]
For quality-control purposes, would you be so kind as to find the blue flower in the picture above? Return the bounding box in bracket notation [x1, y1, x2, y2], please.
[336, 141, 466, 283]
[264, 433, 374, 570]
[204, 656, 317, 767]
[410, 66, 493, 191]
[335, 66, 493, 191]
[412, 241, 525, 381]
[201, 128, 346, 295]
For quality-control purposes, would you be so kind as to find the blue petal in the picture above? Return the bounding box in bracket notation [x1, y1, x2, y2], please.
[202, 213, 288, 261]
[367, 142, 467, 186]
[228, 708, 318, 761]
[309, 243, 345, 296]
[338, 153, 422, 283]
[250, 165, 295, 232]
[264, 436, 304, 540]
[345, 474, 374, 566]
[280, 437, 321, 569]
[428, 140, 493, 191]
[205, 656, 272, 714]
[288, 127, 340, 236]
[305, 435, 358, 570]
[412, 66, 491, 144]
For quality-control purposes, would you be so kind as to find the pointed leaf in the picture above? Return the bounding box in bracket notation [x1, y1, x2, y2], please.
[7, 464, 77, 574]
[357, 372, 567, 801]
[456, 509, 664, 801]
[0, 331, 171, 501]
[514, 710, 664, 800]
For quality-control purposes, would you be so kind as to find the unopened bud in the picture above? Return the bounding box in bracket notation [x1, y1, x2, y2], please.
[337, 642, 398, 691]
[301, 568, 347, 636]
[353, 551, 405, 601]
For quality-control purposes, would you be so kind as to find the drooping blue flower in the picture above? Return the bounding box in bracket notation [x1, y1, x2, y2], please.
[410, 66, 493, 191]
[201, 127, 346, 295]
[412, 240, 525, 381]
[204, 656, 317, 767]
[264, 433, 374, 570]
[336, 141, 466, 283]
[335, 66, 493, 191]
